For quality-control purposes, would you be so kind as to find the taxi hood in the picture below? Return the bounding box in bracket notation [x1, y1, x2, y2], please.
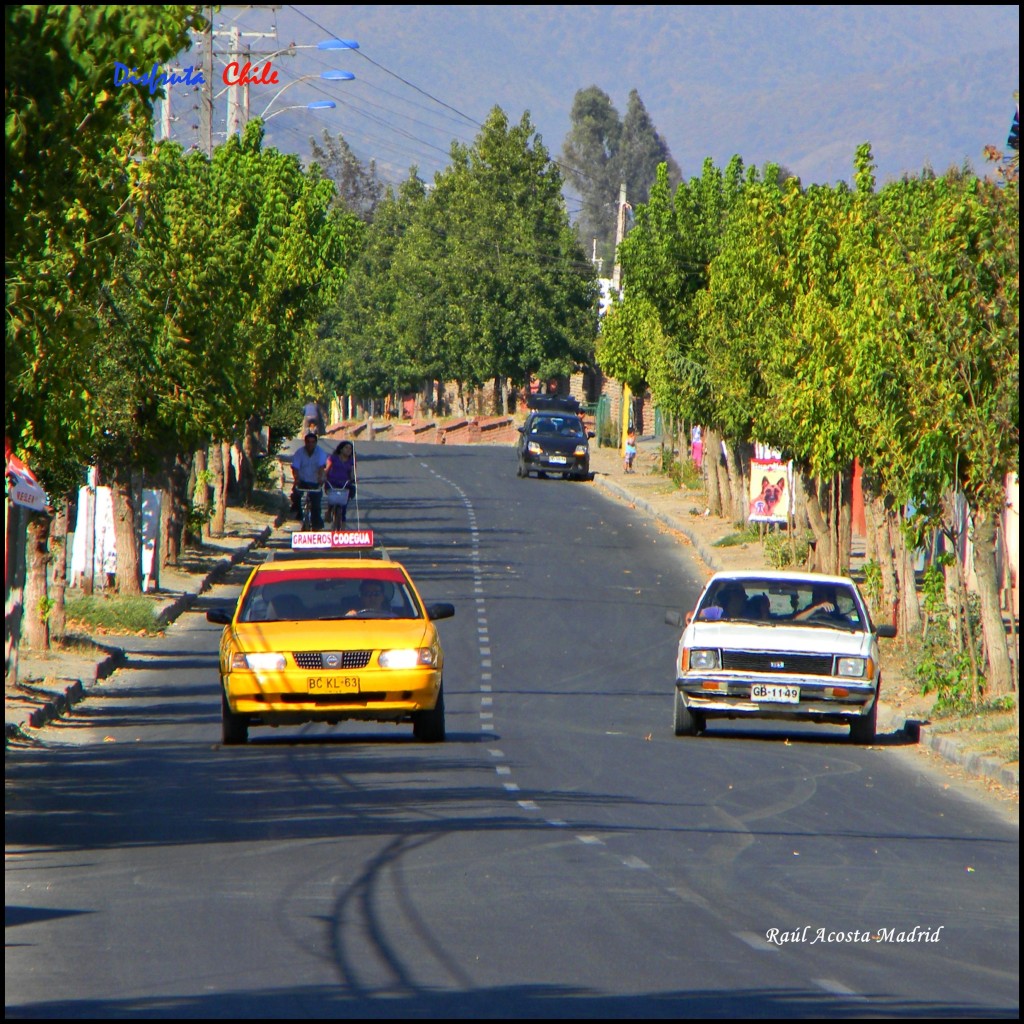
[231, 618, 435, 652]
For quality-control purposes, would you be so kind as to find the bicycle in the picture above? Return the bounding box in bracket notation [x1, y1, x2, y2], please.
[296, 484, 323, 530]
[323, 480, 351, 531]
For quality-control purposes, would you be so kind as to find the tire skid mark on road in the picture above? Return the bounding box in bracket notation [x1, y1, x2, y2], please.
[420, 456, 873, 1007]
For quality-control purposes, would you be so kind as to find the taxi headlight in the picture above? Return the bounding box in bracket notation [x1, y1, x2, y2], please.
[836, 657, 868, 678]
[232, 652, 286, 671]
[378, 648, 437, 669]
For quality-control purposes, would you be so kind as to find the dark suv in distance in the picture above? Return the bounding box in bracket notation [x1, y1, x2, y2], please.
[516, 410, 592, 481]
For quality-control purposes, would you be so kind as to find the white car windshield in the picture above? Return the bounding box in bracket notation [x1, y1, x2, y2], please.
[696, 578, 866, 630]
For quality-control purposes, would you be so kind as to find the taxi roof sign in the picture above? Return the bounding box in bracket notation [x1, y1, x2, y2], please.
[290, 529, 375, 551]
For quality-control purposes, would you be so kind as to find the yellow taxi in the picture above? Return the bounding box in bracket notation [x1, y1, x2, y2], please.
[206, 556, 454, 745]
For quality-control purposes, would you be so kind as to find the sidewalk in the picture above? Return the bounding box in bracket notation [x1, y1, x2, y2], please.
[587, 437, 1018, 795]
[5, 505, 280, 744]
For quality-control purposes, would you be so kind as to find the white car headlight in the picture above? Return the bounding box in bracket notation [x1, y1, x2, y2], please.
[836, 657, 868, 678]
[378, 648, 437, 669]
[527, 441, 543, 454]
[573, 444, 588, 456]
[686, 648, 719, 671]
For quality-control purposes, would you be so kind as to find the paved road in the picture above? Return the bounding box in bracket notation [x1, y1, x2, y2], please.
[5, 443, 1019, 1018]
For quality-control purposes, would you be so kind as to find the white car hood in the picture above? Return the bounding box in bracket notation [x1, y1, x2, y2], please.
[682, 621, 873, 657]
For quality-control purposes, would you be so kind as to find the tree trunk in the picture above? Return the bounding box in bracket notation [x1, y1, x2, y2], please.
[111, 466, 142, 595]
[49, 502, 69, 642]
[192, 445, 209, 545]
[703, 427, 724, 516]
[24, 513, 51, 650]
[240, 414, 261, 505]
[210, 441, 227, 537]
[798, 468, 834, 573]
[5, 503, 28, 685]
[163, 454, 186, 567]
[837, 464, 853, 574]
[891, 510, 922, 635]
[723, 441, 746, 527]
[970, 507, 1014, 696]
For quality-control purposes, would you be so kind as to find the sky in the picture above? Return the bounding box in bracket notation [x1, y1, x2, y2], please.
[167, 4, 1020, 213]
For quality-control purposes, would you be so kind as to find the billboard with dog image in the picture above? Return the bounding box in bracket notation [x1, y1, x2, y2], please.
[748, 458, 792, 524]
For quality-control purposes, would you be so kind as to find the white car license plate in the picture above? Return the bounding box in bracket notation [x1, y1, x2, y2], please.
[751, 683, 799, 703]
[549, 455, 567, 465]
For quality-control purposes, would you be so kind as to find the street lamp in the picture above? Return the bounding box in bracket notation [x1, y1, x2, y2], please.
[263, 100, 337, 122]
[257, 70, 354, 121]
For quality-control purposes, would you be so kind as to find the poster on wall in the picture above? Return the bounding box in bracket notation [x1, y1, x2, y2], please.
[748, 458, 792, 524]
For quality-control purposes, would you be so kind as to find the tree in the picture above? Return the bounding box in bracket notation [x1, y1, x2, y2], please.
[413, 108, 597, 408]
[561, 86, 681, 266]
[5, 4, 205, 470]
[308, 130, 385, 222]
[331, 109, 597, 413]
[5, 5, 204, 642]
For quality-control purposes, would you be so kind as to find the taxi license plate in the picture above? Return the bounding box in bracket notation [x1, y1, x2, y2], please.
[751, 683, 799, 703]
[549, 455, 567, 465]
[307, 675, 360, 694]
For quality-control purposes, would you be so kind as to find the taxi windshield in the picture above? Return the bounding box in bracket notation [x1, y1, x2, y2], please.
[238, 567, 422, 622]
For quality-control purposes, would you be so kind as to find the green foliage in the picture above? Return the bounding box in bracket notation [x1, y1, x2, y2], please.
[5, 5, 205, 476]
[860, 559, 884, 612]
[308, 130, 384, 222]
[763, 529, 811, 568]
[713, 526, 760, 548]
[560, 86, 681, 265]
[65, 594, 162, 634]
[327, 108, 597, 401]
[915, 591, 985, 712]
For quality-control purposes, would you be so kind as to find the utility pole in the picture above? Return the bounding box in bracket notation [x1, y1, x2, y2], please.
[198, 6, 214, 156]
[610, 182, 632, 453]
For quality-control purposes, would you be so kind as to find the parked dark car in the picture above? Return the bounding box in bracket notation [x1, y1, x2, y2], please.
[516, 411, 592, 481]
[526, 393, 581, 414]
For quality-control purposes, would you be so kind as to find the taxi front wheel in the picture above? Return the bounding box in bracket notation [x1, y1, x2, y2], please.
[222, 690, 249, 745]
[413, 684, 446, 743]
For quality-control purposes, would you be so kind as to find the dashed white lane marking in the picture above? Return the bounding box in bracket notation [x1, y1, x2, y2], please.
[495, 766, 511, 776]
[480, 712, 493, 720]
[481, 685, 492, 693]
[621, 855, 650, 870]
[481, 722, 496, 731]
[503, 783, 520, 792]
[517, 800, 540, 811]
[735, 931, 780, 952]
[577, 835, 605, 846]
[546, 819, 568, 828]
[813, 979, 867, 1001]
[481, 697, 492, 706]
[488, 749, 504, 758]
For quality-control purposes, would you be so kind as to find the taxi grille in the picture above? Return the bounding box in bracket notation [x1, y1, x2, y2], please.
[721, 651, 834, 676]
[292, 650, 372, 670]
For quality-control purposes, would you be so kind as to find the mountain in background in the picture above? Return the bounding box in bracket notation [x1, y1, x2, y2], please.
[185, 5, 1019, 203]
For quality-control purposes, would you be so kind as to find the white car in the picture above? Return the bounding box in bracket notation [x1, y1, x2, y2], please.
[671, 570, 895, 743]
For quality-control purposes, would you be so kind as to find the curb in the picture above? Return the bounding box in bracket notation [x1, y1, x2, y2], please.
[591, 467, 1019, 794]
[5, 523, 276, 746]
[592, 472, 723, 572]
